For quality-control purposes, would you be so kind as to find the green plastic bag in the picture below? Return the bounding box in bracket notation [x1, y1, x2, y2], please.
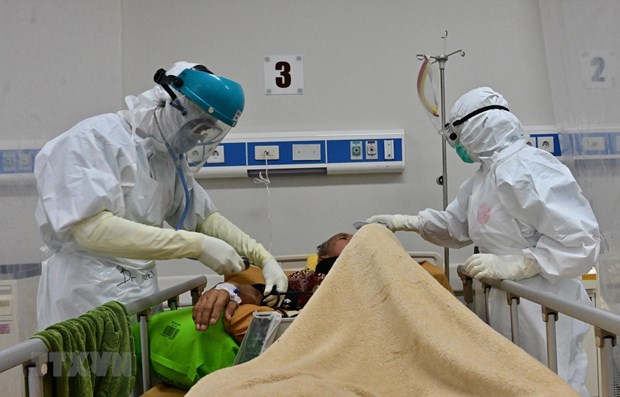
[133, 307, 239, 390]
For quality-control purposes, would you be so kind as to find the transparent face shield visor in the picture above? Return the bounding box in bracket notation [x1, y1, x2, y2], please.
[440, 122, 461, 148]
[440, 122, 475, 163]
[171, 115, 231, 168]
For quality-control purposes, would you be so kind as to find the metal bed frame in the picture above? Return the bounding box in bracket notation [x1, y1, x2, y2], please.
[0, 275, 208, 397]
[0, 251, 446, 397]
[275, 251, 443, 270]
[3, 254, 616, 396]
[457, 266, 620, 397]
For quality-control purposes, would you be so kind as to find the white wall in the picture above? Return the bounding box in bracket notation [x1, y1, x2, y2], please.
[1, 0, 555, 288]
[0, 1, 122, 265]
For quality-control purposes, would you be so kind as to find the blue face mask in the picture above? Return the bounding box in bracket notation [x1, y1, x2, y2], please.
[455, 143, 474, 163]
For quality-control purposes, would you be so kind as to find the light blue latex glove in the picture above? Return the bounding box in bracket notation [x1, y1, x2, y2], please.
[464, 254, 539, 280]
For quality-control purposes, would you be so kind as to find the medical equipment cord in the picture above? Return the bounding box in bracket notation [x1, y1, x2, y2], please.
[153, 109, 192, 230]
[174, 154, 191, 231]
[253, 157, 273, 252]
[164, 142, 191, 231]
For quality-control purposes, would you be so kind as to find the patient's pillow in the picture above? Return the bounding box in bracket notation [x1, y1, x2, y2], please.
[306, 253, 319, 270]
[225, 265, 265, 285]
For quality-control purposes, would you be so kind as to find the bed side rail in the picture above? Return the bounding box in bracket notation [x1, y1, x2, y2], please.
[0, 275, 207, 396]
[457, 266, 620, 397]
[276, 251, 443, 270]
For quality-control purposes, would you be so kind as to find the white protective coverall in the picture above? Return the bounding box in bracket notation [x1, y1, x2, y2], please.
[368, 87, 600, 396]
[35, 62, 286, 329]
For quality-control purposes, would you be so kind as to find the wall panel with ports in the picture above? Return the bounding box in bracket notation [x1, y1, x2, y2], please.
[193, 129, 405, 179]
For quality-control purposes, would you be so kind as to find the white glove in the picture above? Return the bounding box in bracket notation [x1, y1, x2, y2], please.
[464, 254, 539, 281]
[197, 236, 246, 276]
[72, 210, 246, 275]
[366, 214, 421, 232]
[259, 257, 288, 296]
[199, 212, 273, 266]
[199, 212, 288, 299]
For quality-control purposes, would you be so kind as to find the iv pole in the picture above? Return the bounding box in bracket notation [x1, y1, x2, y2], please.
[416, 31, 465, 283]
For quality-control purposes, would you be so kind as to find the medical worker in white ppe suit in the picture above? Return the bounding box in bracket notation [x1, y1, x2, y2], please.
[35, 61, 288, 330]
[368, 87, 600, 396]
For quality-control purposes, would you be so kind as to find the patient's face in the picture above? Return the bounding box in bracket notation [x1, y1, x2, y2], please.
[324, 233, 353, 257]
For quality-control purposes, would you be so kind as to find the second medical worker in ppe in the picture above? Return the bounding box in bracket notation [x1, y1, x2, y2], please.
[35, 61, 288, 330]
[367, 87, 600, 396]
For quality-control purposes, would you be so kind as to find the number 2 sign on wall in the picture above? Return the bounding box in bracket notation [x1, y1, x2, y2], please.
[581, 50, 616, 88]
[264, 55, 304, 95]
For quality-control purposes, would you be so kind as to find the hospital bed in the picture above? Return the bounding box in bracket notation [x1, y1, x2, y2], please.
[260, 254, 620, 397]
[0, 250, 445, 397]
[2, 249, 619, 396]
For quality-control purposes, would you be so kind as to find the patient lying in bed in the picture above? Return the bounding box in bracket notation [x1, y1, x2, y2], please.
[193, 231, 454, 342]
[185, 224, 579, 397]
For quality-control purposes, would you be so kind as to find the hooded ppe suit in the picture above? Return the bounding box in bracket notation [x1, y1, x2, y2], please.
[35, 61, 287, 330]
[368, 87, 600, 396]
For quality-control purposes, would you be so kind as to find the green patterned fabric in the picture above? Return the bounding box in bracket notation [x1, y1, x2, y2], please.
[32, 301, 136, 397]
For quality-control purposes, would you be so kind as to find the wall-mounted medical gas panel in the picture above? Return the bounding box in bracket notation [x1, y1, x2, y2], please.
[194, 129, 405, 179]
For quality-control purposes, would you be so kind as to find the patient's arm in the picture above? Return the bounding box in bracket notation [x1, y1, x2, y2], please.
[192, 282, 263, 331]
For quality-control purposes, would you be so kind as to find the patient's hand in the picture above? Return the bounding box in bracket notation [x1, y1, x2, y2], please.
[192, 283, 263, 331]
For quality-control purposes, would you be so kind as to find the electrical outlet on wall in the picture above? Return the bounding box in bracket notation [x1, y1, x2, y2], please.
[255, 145, 280, 160]
[206, 145, 225, 164]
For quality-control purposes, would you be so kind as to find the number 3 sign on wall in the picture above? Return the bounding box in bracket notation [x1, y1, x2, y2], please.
[264, 55, 304, 95]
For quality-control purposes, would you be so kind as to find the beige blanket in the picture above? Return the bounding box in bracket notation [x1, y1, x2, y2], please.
[187, 224, 578, 397]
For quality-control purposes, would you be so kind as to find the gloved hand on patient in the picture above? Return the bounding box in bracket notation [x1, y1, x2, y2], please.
[366, 214, 421, 232]
[464, 253, 540, 281]
[199, 211, 288, 303]
[260, 257, 288, 305]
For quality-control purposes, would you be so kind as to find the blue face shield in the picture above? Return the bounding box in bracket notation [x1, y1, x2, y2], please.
[153, 65, 243, 163]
